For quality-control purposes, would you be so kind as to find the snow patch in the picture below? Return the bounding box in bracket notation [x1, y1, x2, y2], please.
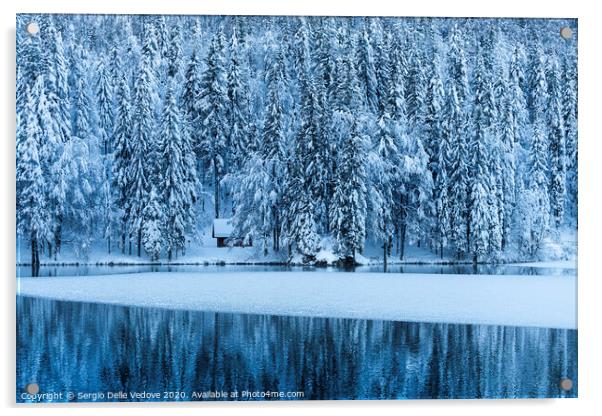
[18, 271, 576, 329]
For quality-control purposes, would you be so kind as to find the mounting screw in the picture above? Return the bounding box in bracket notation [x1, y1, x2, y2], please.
[560, 27, 573, 40]
[560, 378, 573, 391]
[26, 22, 39, 36]
[25, 383, 40, 395]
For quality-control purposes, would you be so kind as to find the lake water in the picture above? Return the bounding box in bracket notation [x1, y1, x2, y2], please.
[17, 293, 577, 402]
[17, 262, 576, 278]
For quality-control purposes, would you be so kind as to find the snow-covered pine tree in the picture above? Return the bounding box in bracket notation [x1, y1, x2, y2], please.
[70, 47, 94, 141]
[112, 71, 133, 254]
[197, 28, 229, 219]
[45, 25, 71, 145]
[312, 20, 338, 231]
[286, 185, 321, 262]
[356, 27, 379, 115]
[166, 23, 183, 79]
[284, 78, 323, 259]
[434, 78, 454, 258]
[330, 118, 367, 265]
[96, 59, 114, 155]
[17, 82, 52, 271]
[424, 53, 445, 249]
[228, 42, 289, 256]
[369, 112, 399, 266]
[95, 59, 116, 253]
[484, 38, 503, 256]
[142, 186, 164, 261]
[159, 81, 191, 260]
[227, 27, 252, 170]
[562, 51, 578, 222]
[28, 25, 71, 257]
[498, 45, 527, 249]
[523, 46, 551, 255]
[329, 50, 368, 264]
[365, 32, 405, 266]
[469, 52, 497, 263]
[256, 46, 288, 252]
[445, 25, 471, 258]
[292, 22, 329, 234]
[547, 57, 566, 229]
[128, 38, 157, 257]
[16, 27, 43, 120]
[181, 50, 203, 156]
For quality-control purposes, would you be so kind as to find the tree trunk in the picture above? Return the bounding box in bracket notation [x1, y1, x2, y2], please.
[31, 235, 35, 267]
[214, 162, 220, 219]
[54, 214, 63, 255]
[121, 220, 126, 255]
[466, 221, 471, 255]
[399, 194, 407, 261]
[137, 228, 142, 257]
[31, 234, 39, 277]
[399, 226, 406, 260]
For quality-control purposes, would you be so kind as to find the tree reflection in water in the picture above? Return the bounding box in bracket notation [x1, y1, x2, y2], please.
[17, 296, 577, 401]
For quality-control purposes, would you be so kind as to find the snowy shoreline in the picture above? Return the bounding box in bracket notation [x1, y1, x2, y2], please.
[17, 271, 576, 329]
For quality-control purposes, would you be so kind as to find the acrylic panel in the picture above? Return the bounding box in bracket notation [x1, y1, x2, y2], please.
[16, 14, 578, 402]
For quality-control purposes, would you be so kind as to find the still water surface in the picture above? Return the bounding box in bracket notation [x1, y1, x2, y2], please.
[17, 295, 577, 401]
[17, 263, 576, 278]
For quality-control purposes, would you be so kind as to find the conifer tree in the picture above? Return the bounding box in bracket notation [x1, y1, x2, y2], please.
[142, 186, 163, 261]
[17, 81, 52, 271]
[159, 82, 190, 260]
[128, 37, 157, 256]
[197, 28, 229, 219]
[112, 71, 133, 253]
[330, 119, 368, 264]
[548, 57, 566, 229]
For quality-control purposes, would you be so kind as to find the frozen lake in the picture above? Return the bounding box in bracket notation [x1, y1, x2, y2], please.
[18, 270, 576, 329]
[16, 265, 577, 401]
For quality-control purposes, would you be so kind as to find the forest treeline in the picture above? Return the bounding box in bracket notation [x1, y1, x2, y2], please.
[16, 15, 577, 266]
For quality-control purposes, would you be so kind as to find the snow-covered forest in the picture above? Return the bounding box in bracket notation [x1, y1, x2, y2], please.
[16, 15, 577, 267]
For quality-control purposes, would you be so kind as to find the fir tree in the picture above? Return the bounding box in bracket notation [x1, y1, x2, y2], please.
[17, 83, 51, 272]
[547, 57, 566, 229]
[329, 63, 370, 263]
[469, 52, 496, 263]
[128, 42, 157, 256]
[112, 71, 133, 254]
[522, 46, 551, 255]
[197, 28, 229, 219]
[142, 186, 163, 261]
[181, 50, 202, 154]
[445, 25, 471, 257]
[227, 27, 252, 169]
[562, 52, 578, 221]
[159, 82, 191, 260]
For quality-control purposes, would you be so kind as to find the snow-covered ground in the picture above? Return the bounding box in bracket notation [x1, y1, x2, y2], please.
[17, 229, 577, 267]
[17, 271, 576, 329]
[16, 231, 289, 265]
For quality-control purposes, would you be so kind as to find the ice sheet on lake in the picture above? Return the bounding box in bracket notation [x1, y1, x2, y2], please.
[17, 272, 577, 329]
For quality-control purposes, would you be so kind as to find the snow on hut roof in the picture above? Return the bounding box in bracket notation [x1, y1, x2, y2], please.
[213, 218, 234, 238]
